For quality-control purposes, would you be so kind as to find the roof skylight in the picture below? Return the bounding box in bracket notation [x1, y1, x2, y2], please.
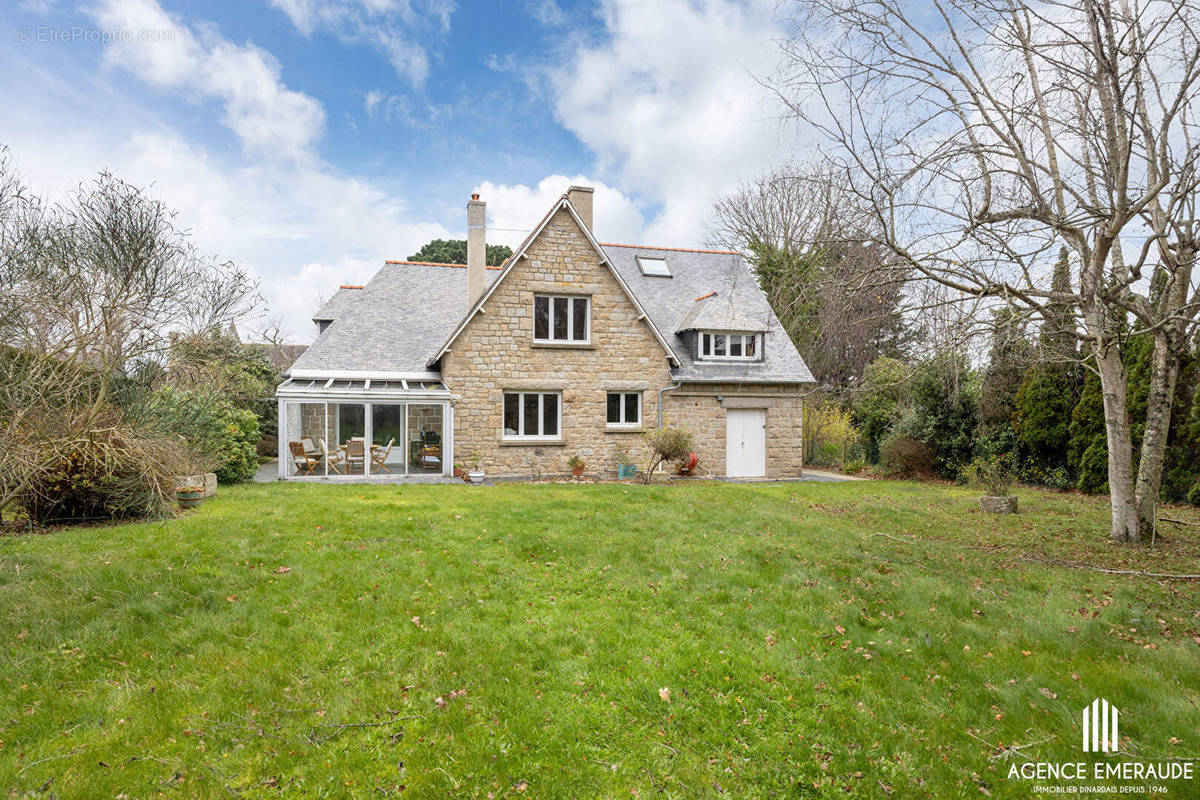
[636, 256, 671, 277]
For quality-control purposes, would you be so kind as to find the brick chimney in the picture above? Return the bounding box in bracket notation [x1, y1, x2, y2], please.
[566, 185, 594, 233]
[467, 192, 486, 307]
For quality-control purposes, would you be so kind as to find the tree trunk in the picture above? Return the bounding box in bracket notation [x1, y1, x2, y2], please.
[1134, 333, 1180, 540]
[1094, 343, 1141, 542]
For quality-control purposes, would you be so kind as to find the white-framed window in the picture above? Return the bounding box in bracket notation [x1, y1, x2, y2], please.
[606, 392, 641, 427]
[698, 332, 761, 360]
[534, 295, 590, 343]
[503, 392, 561, 439]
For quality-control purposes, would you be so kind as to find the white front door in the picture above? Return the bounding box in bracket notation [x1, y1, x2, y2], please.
[726, 408, 766, 478]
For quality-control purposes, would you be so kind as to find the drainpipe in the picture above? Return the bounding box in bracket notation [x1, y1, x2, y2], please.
[657, 380, 682, 428]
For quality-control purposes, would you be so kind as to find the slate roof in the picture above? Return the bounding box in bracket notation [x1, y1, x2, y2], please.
[288, 262, 501, 375]
[289, 241, 814, 385]
[603, 244, 814, 384]
[673, 293, 768, 334]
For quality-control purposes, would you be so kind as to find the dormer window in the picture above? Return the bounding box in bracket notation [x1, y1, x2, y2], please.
[698, 332, 761, 361]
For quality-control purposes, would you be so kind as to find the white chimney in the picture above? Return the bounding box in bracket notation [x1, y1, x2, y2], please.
[567, 185, 594, 233]
[467, 192, 486, 307]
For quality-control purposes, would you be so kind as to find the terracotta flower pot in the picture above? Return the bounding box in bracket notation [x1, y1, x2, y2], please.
[572, 466, 585, 477]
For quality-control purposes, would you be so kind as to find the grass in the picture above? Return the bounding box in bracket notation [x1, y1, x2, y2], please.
[1, 480, 1198, 798]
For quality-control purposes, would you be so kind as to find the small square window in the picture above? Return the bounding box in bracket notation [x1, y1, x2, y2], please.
[606, 392, 641, 426]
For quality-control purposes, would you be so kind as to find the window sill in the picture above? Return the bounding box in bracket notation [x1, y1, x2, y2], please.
[531, 341, 595, 350]
[499, 439, 567, 447]
[604, 426, 645, 434]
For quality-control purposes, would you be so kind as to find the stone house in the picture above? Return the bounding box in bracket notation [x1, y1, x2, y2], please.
[275, 187, 814, 480]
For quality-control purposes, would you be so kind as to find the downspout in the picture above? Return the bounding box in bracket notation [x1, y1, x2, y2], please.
[658, 379, 682, 428]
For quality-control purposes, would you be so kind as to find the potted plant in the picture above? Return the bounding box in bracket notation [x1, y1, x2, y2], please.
[452, 461, 467, 482]
[614, 447, 636, 480]
[969, 453, 1018, 513]
[175, 483, 205, 510]
[567, 454, 586, 477]
[467, 453, 486, 485]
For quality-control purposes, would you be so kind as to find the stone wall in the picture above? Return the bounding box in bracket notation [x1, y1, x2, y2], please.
[440, 207, 808, 480]
[663, 383, 806, 479]
[442, 208, 675, 478]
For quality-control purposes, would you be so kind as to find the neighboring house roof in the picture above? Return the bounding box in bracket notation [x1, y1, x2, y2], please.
[604, 244, 815, 383]
[428, 195, 680, 368]
[288, 262, 501, 377]
[248, 342, 309, 371]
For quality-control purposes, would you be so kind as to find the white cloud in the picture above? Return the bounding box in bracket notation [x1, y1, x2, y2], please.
[92, 0, 325, 163]
[548, 0, 790, 246]
[266, 0, 452, 85]
[2, 10, 450, 343]
[471, 175, 646, 248]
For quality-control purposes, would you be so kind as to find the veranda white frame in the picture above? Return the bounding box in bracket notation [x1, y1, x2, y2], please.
[276, 377, 454, 479]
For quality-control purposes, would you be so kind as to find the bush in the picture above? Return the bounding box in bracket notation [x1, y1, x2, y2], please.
[880, 434, 935, 478]
[1077, 435, 1109, 494]
[843, 458, 867, 475]
[214, 406, 260, 483]
[1188, 482, 1200, 508]
[148, 388, 260, 484]
[964, 453, 1016, 496]
[642, 426, 694, 483]
[20, 416, 192, 524]
[803, 399, 857, 467]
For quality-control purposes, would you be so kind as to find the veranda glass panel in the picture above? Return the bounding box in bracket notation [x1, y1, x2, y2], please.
[407, 404, 444, 474]
[284, 402, 328, 477]
[330, 403, 368, 475]
[370, 404, 405, 475]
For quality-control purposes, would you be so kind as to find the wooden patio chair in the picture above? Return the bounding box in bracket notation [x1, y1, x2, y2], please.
[321, 439, 344, 474]
[370, 438, 395, 474]
[345, 439, 366, 474]
[420, 443, 442, 470]
[288, 441, 319, 476]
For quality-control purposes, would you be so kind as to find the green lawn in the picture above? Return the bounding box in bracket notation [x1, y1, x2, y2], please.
[2, 481, 1198, 798]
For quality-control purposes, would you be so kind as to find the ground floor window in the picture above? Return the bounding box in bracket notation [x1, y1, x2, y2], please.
[606, 392, 641, 427]
[503, 392, 560, 439]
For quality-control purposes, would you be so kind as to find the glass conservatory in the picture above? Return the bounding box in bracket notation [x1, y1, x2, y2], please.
[275, 375, 453, 479]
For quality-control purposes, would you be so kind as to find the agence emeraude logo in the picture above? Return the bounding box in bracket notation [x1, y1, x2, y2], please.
[1005, 698, 1194, 791]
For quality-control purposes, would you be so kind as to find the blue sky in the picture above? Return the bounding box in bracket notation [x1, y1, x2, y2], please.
[2, 0, 793, 340]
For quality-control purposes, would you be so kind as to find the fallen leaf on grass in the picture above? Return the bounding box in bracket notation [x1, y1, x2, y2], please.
[274, 566, 291, 574]
[659, 687, 671, 703]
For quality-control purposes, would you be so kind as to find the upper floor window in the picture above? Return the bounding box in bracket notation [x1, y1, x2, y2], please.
[698, 332, 761, 361]
[534, 295, 590, 343]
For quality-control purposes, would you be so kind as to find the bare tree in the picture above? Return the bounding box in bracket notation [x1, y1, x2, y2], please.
[778, 0, 1200, 542]
[708, 166, 910, 388]
[0, 147, 260, 521]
